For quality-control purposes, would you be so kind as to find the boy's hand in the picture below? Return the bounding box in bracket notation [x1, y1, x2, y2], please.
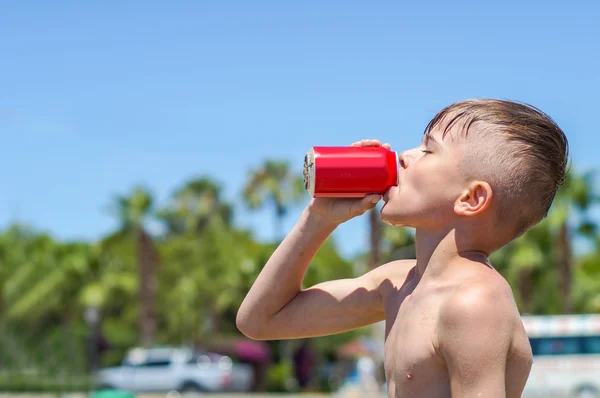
[307, 139, 392, 226]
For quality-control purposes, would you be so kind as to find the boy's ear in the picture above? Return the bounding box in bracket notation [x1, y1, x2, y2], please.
[454, 181, 493, 216]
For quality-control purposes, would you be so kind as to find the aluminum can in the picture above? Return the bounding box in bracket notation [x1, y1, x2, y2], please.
[303, 146, 399, 198]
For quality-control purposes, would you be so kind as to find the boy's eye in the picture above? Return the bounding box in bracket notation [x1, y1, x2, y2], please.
[421, 150, 432, 154]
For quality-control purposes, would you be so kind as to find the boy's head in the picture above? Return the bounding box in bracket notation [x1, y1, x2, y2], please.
[381, 98, 569, 250]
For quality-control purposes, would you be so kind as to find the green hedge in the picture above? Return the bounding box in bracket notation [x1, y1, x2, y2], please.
[0, 373, 96, 392]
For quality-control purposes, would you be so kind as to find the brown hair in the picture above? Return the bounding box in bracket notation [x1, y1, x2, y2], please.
[424, 99, 569, 240]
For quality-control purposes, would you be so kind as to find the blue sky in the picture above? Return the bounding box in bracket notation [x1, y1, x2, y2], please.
[1, 1, 599, 257]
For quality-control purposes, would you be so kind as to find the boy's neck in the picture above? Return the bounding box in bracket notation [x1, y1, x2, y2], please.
[414, 228, 490, 281]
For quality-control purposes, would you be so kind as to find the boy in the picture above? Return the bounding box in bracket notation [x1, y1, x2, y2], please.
[237, 99, 569, 397]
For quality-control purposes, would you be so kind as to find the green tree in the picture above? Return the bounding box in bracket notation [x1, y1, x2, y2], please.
[0, 226, 93, 375]
[573, 241, 600, 313]
[381, 224, 416, 263]
[492, 167, 598, 314]
[492, 219, 558, 314]
[157, 177, 240, 339]
[243, 160, 305, 242]
[157, 219, 253, 342]
[159, 177, 232, 235]
[109, 185, 157, 346]
[368, 208, 383, 270]
[548, 168, 598, 313]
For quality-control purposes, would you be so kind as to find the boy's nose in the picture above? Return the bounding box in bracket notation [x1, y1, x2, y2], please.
[399, 151, 408, 169]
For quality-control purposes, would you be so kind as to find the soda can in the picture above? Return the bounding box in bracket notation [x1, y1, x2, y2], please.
[303, 146, 399, 198]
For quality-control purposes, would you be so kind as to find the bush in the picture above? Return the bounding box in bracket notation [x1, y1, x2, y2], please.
[0, 373, 95, 392]
[266, 360, 297, 392]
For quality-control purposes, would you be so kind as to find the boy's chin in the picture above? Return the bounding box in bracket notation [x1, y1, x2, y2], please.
[380, 206, 410, 227]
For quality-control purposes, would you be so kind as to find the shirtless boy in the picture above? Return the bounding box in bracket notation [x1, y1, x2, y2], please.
[237, 99, 569, 397]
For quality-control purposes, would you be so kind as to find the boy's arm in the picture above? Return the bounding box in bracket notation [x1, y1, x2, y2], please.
[236, 203, 412, 340]
[237, 138, 404, 340]
[259, 258, 414, 340]
[438, 282, 518, 398]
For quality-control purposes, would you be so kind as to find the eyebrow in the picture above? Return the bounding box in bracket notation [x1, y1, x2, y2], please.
[424, 133, 440, 146]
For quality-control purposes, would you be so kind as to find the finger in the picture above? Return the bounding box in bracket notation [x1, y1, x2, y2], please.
[350, 194, 381, 216]
[361, 139, 382, 147]
[383, 143, 391, 150]
[352, 139, 382, 147]
[366, 194, 382, 205]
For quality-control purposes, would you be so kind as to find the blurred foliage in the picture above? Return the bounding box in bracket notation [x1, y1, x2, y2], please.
[491, 167, 600, 314]
[0, 373, 95, 393]
[0, 165, 599, 391]
[243, 159, 304, 241]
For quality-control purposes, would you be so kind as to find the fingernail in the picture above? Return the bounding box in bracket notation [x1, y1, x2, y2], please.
[370, 197, 379, 204]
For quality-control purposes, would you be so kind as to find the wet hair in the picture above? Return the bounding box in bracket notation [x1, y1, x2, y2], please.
[425, 99, 569, 239]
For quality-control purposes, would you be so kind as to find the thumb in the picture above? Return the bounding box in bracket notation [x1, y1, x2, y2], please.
[352, 194, 381, 215]
[365, 194, 382, 206]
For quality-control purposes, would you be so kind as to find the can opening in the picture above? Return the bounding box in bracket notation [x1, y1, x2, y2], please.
[303, 148, 316, 197]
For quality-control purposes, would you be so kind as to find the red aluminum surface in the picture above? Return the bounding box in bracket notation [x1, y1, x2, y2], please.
[312, 146, 398, 197]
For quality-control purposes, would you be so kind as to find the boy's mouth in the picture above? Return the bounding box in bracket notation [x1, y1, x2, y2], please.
[383, 178, 400, 202]
[383, 187, 394, 202]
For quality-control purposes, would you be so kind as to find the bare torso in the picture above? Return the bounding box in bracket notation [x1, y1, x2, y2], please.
[380, 262, 532, 398]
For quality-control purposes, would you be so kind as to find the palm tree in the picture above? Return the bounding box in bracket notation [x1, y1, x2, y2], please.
[159, 177, 232, 235]
[573, 241, 600, 313]
[111, 185, 157, 346]
[548, 168, 598, 313]
[243, 160, 305, 242]
[368, 208, 383, 270]
[158, 177, 238, 339]
[492, 221, 555, 314]
[492, 168, 598, 314]
[0, 227, 95, 375]
[382, 224, 416, 262]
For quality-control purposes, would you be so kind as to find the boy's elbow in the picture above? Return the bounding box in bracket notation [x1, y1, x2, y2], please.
[236, 308, 267, 340]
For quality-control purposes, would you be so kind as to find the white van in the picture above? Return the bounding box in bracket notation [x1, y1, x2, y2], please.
[522, 314, 600, 398]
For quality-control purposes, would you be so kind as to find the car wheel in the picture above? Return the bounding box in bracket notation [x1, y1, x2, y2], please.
[179, 382, 206, 396]
[573, 385, 600, 398]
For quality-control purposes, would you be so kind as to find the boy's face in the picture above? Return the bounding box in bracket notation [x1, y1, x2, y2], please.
[381, 125, 469, 229]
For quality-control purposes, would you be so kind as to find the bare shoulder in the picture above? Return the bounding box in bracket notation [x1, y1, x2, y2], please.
[439, 270, 520, 336]
[437, 264, 533, 396]
[437, 263, 523, 358]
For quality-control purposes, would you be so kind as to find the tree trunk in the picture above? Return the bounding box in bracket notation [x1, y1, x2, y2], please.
[558, 223, 573, 314]
[84, 308, 100, 373]
[369, 208, 382, 269]
[138, 227, 158, 347]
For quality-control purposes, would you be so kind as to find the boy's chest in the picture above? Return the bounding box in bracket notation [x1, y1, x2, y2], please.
[382, 287, 450, 397]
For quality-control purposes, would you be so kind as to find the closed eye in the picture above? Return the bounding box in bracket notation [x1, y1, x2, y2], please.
[421, 149, 432, 154]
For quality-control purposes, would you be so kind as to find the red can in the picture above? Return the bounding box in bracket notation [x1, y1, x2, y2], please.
[303, 146, 399, 198]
